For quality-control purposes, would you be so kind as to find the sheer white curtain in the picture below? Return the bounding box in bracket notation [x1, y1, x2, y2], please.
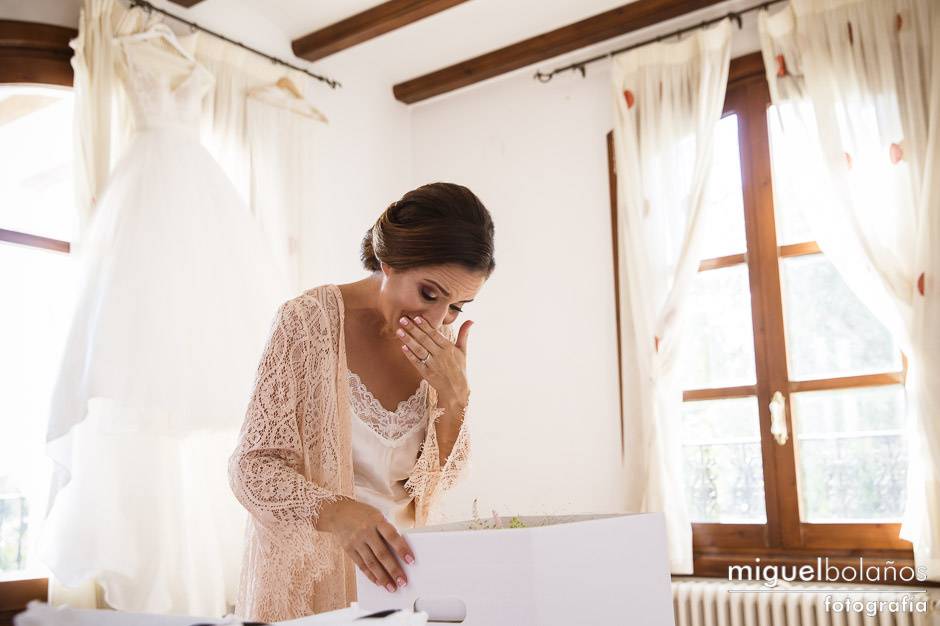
[245, 91, 323, 290]
[195, 34, 266, 204]
[44, 0, 324, 612]
[195, 34, 327, 292]
[611, 19, 732, 574]
[759, 0, 940, 580]
[69, 0, 149, 243]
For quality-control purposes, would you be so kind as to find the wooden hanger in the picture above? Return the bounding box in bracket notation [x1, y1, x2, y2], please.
[276, 76, 303, 100]
[249, 76, 328, 123]
[118, 23, 197, 65]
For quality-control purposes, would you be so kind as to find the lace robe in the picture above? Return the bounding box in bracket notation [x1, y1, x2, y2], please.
[228, 283, 471, 621]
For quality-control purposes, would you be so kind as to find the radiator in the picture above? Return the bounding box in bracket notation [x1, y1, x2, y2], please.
[672, 579, 939, 626]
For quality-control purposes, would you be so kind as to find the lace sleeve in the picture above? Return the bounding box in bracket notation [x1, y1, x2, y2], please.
[404, 401, 471, 500]
[228, 299, 338, 527]
[403, 323, 472, 504]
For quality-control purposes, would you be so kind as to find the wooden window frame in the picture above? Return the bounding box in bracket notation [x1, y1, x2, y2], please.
[0, 18, 76, 624]
[607, 52, 920, 582]
[0, 19, 75, 254]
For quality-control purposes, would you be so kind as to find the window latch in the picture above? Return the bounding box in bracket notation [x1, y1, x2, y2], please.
[769, 391, 788, 445]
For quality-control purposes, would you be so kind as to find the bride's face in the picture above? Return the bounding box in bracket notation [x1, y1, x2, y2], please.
[377, 263, 486, 335]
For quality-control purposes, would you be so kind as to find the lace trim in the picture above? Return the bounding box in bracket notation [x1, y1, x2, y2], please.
[115, 28, 211, 130]
[441, 403, 472, 483]
[403, 392, 472, 505]
[404, 321, 472, 508]
[346, 369, 428, 442]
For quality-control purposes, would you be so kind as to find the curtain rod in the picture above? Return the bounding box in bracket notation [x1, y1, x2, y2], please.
[126, 0, 342, 89]
[533, 0, 786, 83]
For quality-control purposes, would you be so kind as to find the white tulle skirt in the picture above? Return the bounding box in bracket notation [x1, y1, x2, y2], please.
[41, 126, 291, 617]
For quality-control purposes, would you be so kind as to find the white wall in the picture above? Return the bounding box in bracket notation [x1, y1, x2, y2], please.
[298, 56, 414, 290]
[0, 0, 80, 27]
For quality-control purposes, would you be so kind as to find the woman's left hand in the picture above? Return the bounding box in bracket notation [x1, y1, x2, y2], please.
[396, 315, 471, 407]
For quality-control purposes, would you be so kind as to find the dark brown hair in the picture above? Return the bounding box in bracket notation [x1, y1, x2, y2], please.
[360, 182, 496, 277]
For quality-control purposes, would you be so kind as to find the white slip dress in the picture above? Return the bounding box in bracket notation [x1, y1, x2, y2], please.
[346, 369, 430, 529]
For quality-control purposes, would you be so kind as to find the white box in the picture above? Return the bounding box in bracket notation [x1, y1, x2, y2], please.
[355, 512, 675, 625]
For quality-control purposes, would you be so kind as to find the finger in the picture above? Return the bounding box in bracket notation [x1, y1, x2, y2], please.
[396, 328, 432, 361]
[399, 342, 428, 371]
[357, 544, 394, 592]
[455, 320, 473, 354]
[396, 318, 438, 357]
[349, 549, 379, 587]
[377, 521, 416, 567]
[367, 532, 407, 590]
[409, 315, 449, 348]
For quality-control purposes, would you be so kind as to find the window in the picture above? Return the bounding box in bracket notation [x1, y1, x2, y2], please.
[1, 85, 79, 581]
[0, 19, 77, 616]
[608, 53, 912, 578]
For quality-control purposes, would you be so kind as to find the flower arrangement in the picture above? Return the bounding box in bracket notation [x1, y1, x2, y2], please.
[467, 498, 526, 530]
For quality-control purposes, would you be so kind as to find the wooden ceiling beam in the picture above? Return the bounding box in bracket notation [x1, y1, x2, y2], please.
[293, 0, 469, 63]
[0, 20, 77, 86]
[393, 0, 725, 104]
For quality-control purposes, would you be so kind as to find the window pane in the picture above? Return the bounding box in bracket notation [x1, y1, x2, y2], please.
[0, 85, 76, 241]
[680, 264, 757, 389]
[681, 397, 766, 523]
[0, 84, 76, 575]
[792, 386, 907, 522]
[0, 489, 29, 572]
[767, 103, 816, 246]
[699, 114, 747, 260]
[780, 254, 901, 380]
[0, 243, 78, 575]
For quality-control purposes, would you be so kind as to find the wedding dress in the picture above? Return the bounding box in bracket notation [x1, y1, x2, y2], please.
[40, 23, 290, 616]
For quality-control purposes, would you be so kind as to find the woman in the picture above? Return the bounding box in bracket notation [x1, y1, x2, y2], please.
[228, 182, 495, 621]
